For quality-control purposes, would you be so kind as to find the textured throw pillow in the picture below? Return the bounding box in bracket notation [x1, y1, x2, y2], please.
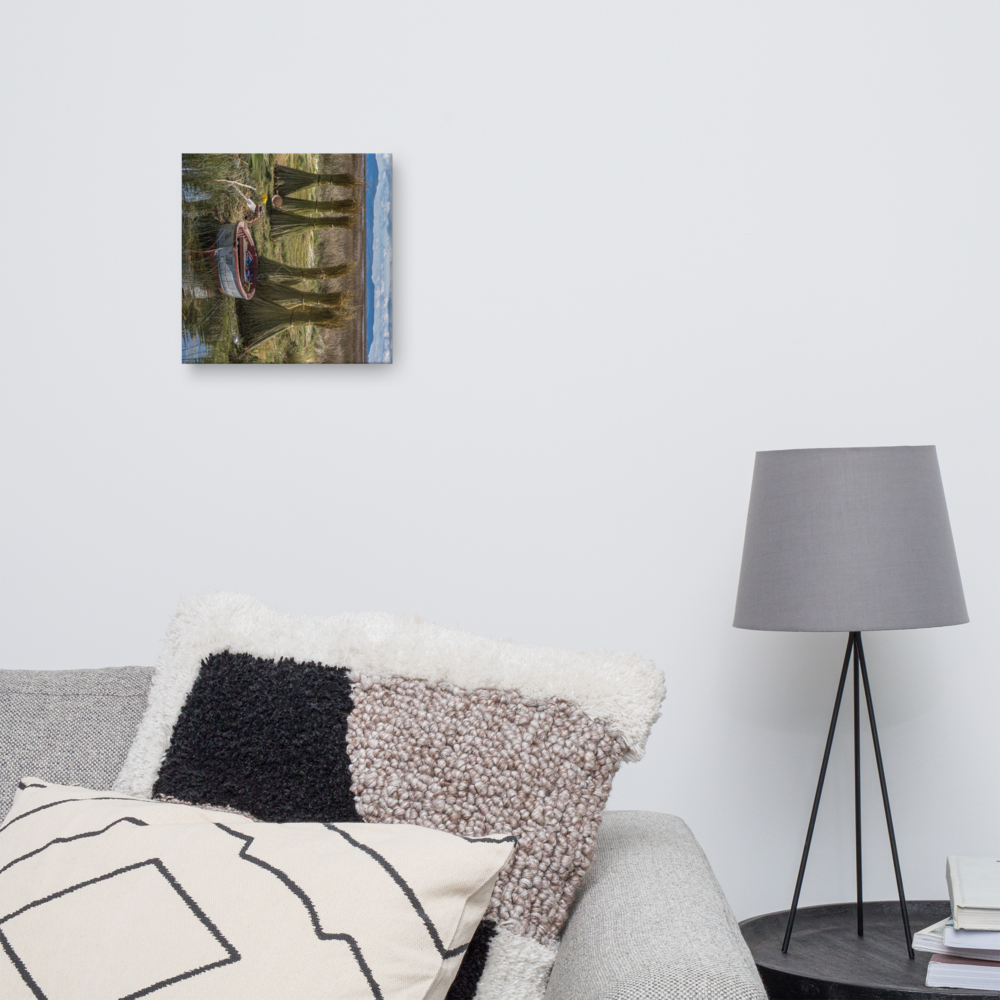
[0, 780, 514, 1000]
[114, 593, 665, 1000]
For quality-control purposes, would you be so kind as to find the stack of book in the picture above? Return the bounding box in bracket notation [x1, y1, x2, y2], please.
[912, 856, 1000, 991]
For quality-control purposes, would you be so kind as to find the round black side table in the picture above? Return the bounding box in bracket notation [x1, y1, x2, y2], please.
[740, 900, 1000, 998]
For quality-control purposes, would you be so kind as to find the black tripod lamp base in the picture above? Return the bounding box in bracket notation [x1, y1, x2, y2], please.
[781, 632, 914, 960]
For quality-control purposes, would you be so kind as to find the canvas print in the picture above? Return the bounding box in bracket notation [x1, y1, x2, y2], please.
[182, 155, 391, 364]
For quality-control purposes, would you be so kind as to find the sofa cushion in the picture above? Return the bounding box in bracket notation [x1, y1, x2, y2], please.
[0, 667, 152, 821]
[0, 780, 515, 1000]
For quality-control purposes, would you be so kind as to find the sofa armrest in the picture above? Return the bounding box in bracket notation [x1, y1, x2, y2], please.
[545, 810, 766, 1000]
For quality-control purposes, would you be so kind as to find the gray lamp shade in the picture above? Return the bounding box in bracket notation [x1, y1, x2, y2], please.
[734, 446, 968, 632]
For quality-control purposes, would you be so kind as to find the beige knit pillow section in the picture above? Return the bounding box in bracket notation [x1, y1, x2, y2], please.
[348, 674, 628, 947]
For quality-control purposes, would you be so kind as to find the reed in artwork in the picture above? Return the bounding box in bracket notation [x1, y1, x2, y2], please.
[236, 299, 351, 349]
[274, 165, 360, 195]
[271, 195, 359, 213]
[255, 283, 346, 308]
[268, 209, 355, 240]
[256, 256, 355, 282]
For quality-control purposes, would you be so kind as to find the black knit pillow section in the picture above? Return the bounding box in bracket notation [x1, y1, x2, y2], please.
[153, 651, 362, 823]
[446, 920, 496, 1000]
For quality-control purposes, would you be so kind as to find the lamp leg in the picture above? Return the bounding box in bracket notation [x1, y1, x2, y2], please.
[781, 634, 855, 953]
[853, 633, 864, 937]
[855, 635, 915, 959]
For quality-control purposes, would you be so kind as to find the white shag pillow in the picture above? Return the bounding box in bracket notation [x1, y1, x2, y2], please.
[0, 780, 515, 1000]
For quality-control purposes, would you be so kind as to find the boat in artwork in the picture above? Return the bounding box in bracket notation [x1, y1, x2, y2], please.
[206, 221, 258, 299]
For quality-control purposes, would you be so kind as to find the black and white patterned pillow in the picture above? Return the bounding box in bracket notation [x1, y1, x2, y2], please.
[0, 780, 514, 1000]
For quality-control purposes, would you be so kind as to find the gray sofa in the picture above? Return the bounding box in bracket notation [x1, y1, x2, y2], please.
[0, 667, 767, 1000]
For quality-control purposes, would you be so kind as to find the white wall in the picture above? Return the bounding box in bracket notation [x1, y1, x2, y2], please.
[1, 2, 997, 921]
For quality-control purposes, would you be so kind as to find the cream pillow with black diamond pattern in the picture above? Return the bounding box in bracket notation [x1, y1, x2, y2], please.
[0, 780, 515, 1000]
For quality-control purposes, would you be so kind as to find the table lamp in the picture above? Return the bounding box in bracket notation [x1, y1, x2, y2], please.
[734, 446, 968, 957]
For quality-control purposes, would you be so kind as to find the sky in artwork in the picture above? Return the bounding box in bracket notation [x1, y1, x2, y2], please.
[365, 153, 392, 364]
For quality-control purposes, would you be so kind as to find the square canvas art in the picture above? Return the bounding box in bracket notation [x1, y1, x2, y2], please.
[182, 154, 391, 364]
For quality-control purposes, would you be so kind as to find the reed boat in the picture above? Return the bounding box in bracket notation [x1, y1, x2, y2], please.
[206, 221, 258, 299]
